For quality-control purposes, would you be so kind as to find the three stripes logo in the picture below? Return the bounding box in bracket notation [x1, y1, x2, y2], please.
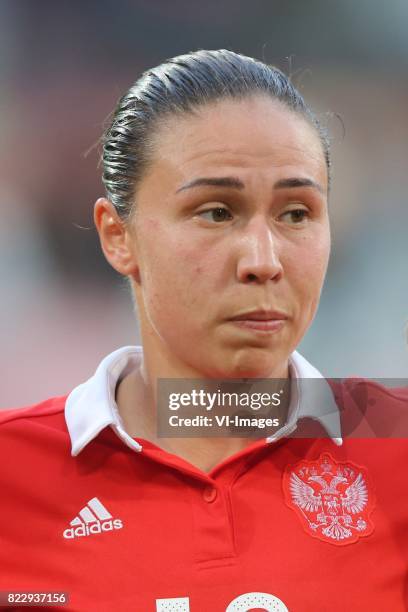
[63, 497, 123, 539]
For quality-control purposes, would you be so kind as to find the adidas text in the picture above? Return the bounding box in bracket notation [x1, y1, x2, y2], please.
[63, 519, 123, 539]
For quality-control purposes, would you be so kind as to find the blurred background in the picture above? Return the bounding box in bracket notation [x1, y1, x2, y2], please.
[1, 0, 407, 407]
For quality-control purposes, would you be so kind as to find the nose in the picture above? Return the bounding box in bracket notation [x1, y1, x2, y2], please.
[236, 217, 283, 284]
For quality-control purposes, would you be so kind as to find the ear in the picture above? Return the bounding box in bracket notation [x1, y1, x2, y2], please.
[94, 198, 140, 280]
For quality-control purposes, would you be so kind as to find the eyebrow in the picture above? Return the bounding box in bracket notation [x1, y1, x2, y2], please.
[176, 175, 324, 194]
[176, 176, 244, 193]
[274, 177, 324, 194]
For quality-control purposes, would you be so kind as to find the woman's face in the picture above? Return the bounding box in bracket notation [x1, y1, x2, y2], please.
[128, 95, 330, 378]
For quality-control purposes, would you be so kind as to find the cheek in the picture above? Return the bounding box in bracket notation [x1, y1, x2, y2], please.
[137, 222, 218, 326]
[286, 231, 330, 301]
[304, 239, 330, 278]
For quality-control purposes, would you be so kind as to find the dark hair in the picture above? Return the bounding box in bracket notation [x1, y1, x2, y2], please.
[102, 49, 330, 220]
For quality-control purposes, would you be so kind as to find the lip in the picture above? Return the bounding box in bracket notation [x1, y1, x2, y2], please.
[230, 310, 287, 321]
[228, 310, 288, 333]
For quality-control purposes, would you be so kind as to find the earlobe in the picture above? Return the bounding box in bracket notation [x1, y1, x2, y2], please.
[94, 197, 140, 279]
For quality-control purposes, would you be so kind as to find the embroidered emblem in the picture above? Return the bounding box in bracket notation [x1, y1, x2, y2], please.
[283, 453, 375, 545]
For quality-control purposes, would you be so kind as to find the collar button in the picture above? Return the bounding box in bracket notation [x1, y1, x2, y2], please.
[203, 485, 217, 503]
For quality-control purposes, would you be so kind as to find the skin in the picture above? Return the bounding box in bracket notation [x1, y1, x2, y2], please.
[94, 94, 331, 472]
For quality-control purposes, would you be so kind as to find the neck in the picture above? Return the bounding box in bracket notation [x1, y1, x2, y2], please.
[115, 348, 291, 473]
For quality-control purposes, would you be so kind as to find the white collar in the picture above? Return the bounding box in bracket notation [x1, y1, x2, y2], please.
[65, 346, 342, 457]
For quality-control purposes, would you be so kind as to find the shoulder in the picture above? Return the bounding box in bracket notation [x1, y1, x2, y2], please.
[330, 378, 408, 439]
[0, 395, 68, 431]
[0, 396, 70, 472]
[333, 377, 408, 405]
[0, 396, 72, 492]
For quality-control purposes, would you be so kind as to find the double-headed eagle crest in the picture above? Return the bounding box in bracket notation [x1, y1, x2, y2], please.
[284, 453, 375, 545]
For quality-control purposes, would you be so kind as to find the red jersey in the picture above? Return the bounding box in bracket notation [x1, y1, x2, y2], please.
[0, 347, 407, 611]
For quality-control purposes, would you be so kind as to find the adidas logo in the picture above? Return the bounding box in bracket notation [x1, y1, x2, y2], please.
[63, 497, 123, 539]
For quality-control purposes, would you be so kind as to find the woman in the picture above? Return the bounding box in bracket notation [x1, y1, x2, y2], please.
[1, 50, 407, 612]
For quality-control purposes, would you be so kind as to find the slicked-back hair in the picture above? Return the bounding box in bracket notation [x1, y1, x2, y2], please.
[102, 49, 330, 220]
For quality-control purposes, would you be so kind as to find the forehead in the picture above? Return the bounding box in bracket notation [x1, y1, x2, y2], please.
[147, 95, 327, 191]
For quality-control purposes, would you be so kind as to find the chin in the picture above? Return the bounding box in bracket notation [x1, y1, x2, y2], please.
[207, 347, 287, 380]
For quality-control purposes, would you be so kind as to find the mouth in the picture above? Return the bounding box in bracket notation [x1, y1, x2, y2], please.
[228, 310, 288, 333]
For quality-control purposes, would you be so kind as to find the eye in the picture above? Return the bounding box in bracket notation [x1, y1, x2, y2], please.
[279, 207, 310, 225]
[197, 206, 233, 223]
